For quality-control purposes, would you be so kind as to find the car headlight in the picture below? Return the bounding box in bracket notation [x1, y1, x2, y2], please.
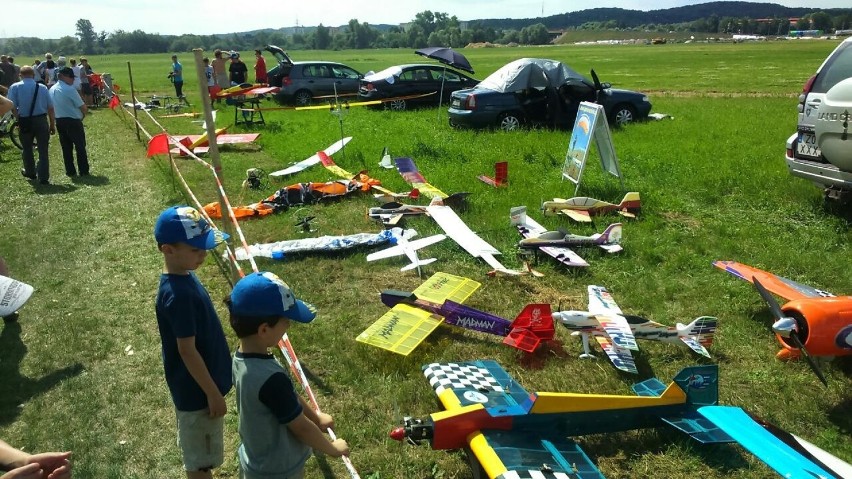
[642, 96, 649, 102]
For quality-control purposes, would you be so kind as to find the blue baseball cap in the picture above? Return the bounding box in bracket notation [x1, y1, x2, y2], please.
[229, 272, 316, 323]
[154, 206, 229, 250]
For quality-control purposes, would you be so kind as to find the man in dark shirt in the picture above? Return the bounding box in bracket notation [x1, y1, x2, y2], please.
[228, 52, 247, 86]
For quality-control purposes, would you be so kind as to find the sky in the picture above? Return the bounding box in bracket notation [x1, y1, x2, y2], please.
[3, 0, 848, 39]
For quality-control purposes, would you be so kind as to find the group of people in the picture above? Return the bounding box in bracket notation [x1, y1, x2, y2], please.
[154, 205, 349, 478]
[173, 49, 269, 101]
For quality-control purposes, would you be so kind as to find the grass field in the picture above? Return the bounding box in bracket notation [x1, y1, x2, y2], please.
[0, 40, 850, 478]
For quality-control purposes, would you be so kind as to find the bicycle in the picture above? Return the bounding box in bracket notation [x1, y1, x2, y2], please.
[0, 111, 22, 150]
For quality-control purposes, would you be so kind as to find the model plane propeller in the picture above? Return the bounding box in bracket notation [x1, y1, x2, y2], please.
[714, 261, 850, 385]
[553, 285, 716, 374]
[356, 272, 554, 356]
[390, 360, 843, 479]
[542, 192, 640, 222]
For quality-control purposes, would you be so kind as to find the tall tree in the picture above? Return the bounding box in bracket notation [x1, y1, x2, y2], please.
[315, 24, 331, 50]
[76, 19, 97, 54]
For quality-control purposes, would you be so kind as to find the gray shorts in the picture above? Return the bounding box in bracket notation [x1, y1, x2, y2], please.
[240, 465, 304, 479]
[216, 73, 229, 89]
[176, 408, 224, 472]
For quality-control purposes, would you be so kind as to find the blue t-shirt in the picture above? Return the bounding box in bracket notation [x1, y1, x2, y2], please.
[49, 81, 84, 120]
[156, 272, 232, 411]
[7, 78, 52, 117]
[172, 61, 183, 82]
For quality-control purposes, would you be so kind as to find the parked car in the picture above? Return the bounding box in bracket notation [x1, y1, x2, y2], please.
[264, 45, 362, 106]
[358, 64, 478, 110]
[784, 36, 852, 202]
[447, 58, 652, 131]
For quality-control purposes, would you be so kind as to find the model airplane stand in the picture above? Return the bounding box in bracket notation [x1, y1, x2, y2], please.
[478, 161, 508, 187]
[233, 96, 265, 126]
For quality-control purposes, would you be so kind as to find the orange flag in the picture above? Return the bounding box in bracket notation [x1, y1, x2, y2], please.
[146, 133, 170, 157]
[108, 95, 120, 109]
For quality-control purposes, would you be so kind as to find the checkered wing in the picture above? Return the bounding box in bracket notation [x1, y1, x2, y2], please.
[422, 360, 530, 412]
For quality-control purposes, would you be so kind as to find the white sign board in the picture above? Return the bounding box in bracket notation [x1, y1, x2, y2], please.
[562, 102, 624, 194]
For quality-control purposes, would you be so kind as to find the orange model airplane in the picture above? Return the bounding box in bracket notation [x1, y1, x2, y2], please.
[714, 260, 852, 385]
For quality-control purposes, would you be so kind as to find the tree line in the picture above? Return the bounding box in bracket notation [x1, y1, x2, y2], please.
[0, 8, 849, 58]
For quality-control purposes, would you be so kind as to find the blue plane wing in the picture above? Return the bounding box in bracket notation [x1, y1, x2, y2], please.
[473, 429, 605, 479]
[699, 406, 840, 479]
[659, 411, 734, 444]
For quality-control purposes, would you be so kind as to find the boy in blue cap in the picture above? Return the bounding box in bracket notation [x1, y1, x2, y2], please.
[227, 272, 349, 479]
[154, 206, 232, 479]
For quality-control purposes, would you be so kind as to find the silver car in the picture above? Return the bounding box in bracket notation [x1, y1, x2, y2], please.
[785, 37, 852, 200]
[265, 45, 362, 106]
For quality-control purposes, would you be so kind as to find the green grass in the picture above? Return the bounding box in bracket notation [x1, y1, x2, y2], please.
[0, 40, 850, 478]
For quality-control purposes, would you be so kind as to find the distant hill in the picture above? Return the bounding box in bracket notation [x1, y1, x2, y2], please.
[465, 2, 845, 30]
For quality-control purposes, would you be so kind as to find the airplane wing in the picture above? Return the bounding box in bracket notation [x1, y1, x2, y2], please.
[587, 286, 638, 351]
[679, 336, 711, 358]
[366, 234, 445, 263]
[269, 137, 352, 177]
[422, 361, 605, 479]
[713, 260, 836, 300]
[593, 335, 638, 374]
[357, 273, 480, 355]
[355, 304, 443, 356]
[214, 133, 260, 145]
[514, 209, 589, 267]
[294, 99, 383, 110]
[698, 406, 841, 479]
[598, 244, 623, 253]
[394, 157, 447, 199]
[560, 209, 593, 222]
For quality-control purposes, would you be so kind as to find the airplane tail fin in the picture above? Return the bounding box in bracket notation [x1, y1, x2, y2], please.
[673, 365, 720, 407]
[618, 192, 641, 214]
[509, 206, 527, 226]
[597, 223, 623, 244]
[378, 147, 394, 169]
[677, 316, 717, 348]
[401, 257, 437, 272]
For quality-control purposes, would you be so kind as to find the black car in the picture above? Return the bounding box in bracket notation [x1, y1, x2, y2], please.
[448, 58, 652, 131]
[265, 45, 362, 106]
[358, 64, 478, 110]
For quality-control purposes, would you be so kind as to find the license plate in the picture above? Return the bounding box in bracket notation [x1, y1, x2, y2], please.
[796, 132, 820, 158]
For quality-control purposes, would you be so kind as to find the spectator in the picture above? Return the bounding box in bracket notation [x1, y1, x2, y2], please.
[227, 272, 349, 479]
[211, 50, 228, 92]
[79, 57, 92, 106]
[0, 56, 14, 89]
[49, 67, 89, 178]
[32, 59, 42, 84]
[254, 50, 267, 84]
[69, 58, 82, 95]
[154, 206, 232, 479]
[7, 65, 55, 185]
[228, 52, 247, 86]
[37, 54, 56, 87]
[0, 439, 72, 479]
[169, 54, 184, 98]
[8, 56, 20, 83]
[202, 57, 218, 100]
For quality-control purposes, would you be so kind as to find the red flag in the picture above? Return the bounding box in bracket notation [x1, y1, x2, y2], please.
[146, 133, 170, 157]
[108, 95, 120, 109]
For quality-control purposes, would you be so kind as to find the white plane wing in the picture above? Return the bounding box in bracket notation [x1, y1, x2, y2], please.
[587, 285, 638, 351]
[270, 137, 352, 177]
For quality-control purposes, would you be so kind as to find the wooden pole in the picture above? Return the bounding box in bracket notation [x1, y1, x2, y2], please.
[191, 48, 237, 281]
[126, 61, 140, 142]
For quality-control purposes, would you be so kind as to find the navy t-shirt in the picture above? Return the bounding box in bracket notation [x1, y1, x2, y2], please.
[156, 272, 232, 411]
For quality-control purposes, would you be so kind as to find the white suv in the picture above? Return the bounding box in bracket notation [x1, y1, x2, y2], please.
[785, 36, 852, 201]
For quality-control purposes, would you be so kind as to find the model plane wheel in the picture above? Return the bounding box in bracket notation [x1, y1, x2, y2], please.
[464, 448, 487, 479]
[294, 90, 312, 106]
[388, 99, 407, 111]
[579, 353, 596, 359]
[498, 112, 522, 131]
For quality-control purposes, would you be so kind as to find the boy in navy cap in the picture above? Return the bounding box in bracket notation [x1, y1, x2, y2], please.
[154, 206, 232, 479]
[227, 272, 349, 479]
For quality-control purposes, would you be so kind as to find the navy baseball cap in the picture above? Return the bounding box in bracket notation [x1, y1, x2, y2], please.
[154, 206, 229, 249]
[229, 272, 316, 323]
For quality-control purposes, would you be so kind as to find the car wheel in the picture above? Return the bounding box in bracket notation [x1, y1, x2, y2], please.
[386, 99, 407, 111]
[498, 113, 522, 131]
[294, 90, 312, 106]
[611, 103, 637, 126]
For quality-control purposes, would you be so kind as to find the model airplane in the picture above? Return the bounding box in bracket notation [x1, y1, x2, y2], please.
[356, 272, 554, 355]
[169, 127, 260, 156]
[477, 161, 508, 187]
[390, 360, 845, 479]
[215, 84, 280, 98]
[714, 260, 852, 385]
[366, 229, 446, 276]
[518, 221, 622, 253]
[269, 137, 352, 177]
[542, 192, 641, 222]
[553, 285, 716, 374]
[394, 157, 448, 199]
[510, 206, 590, 268]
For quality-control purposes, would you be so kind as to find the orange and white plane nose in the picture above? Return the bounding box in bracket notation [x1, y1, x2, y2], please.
[776, 348, 801, 361]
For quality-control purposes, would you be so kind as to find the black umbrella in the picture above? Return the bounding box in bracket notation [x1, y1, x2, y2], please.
[414, 47, 474, 74]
